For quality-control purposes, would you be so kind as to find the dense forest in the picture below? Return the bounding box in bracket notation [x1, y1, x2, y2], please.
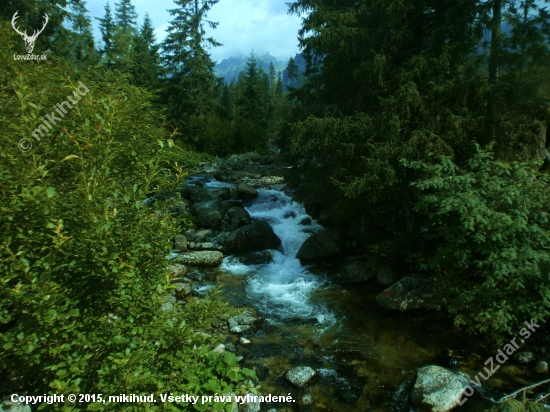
[1, 0, 550, 411]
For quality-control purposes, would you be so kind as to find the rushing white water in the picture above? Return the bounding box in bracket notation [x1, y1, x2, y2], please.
[215, 186, 335, 325]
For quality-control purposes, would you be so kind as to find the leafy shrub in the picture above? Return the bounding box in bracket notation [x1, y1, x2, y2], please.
[0, 26, 255, 411]
[404, 144, 550, 340]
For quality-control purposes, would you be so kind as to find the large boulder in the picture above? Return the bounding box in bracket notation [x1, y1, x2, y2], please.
[237, 182, 258, 199]
[173, 234, 188, 252]
[172, 199, 192, 215]
[189, 186, 220, 204]
[174, 251, 224, 267]
[211, 187, 231, 200]
[224, 221, 281, 253]
[377, 267, 396, 285]
[376, 277, 442, 311]
[285, 366, 317, 387]
[410, 365, 469, 412]
[227, 207, 251, 228]
[222, 200, 244, 213]
[194, 199, 223, 229]
[195, 208, 222, 229]
[167, 263, 187, 279]
[327, 261, 377, 284]
[250, 156, 274, 165]
[296, 231, 339, 262]
[226, 154, 246, 171]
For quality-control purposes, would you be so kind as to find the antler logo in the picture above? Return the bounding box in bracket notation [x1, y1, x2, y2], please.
[11, 11, 49, 54]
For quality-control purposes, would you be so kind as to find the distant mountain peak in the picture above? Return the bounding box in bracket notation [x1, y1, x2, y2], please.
[214, 53, 287, 84]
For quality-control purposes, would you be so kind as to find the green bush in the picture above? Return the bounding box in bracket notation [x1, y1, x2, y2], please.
[404, 144, 550, 340]
[0, 26, 255, 411]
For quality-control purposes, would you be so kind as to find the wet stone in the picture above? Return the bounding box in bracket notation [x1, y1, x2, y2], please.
[535, 361, 548, 373]
[285, 366, 317, 387]
[516, 351, 536, 363]
[410, 365, 469, 412]
[173, 283, 192, 299]
[212, 344, 225, 353]
[161, 302, 174, 312]
[167, 263, 187, 278]
[302, 394, 313, 405]
[230, 324, 252, 334]
[162, 295, 176, 304]
[0, 398, 31, 412]
[238, 393, 260, 412]
[174, 251, 223, 267]
[173, 234, 187, 252]
[299, 217, 312, 226]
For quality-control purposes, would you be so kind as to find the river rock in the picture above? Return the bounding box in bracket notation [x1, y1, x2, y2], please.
[212, 187, 231, 200]
[224, 221, 282, 253]
[228, 315, 260, 333]
[194, 199, 223, 229]
[296, 231, 339, 262]
[196, 208, 222, 229]
[299, 217, 312, 225]
[515, 351, 536, 363]
[250, 156, 274, 165]
[376, 277, 442, 311]
[535, 361, 548, 373]
[236, 252, 273, 265]
[238, 393, 260, 412]
[377, 267, 395, 285]
[189, 242, 223, 251]
[0, 397, 31, 412]
[222, 200, 244, 212]
[212, 344, 226, 353]
[237, 182, 258, 199]
[167, 263, 187, 278]
[172, 200, 191, 215]
[226, 154, 246, 170]
[175, 251, 224, 267]
[285, 366, 317, 387]
[328, 261, 377, 284]
[173, 282, 192, 299]
[194, 229, 214, 242]
[227, 207, 252, 229]
[410, 365, 469, 412]
[301, 394, 313, 405]
[189, 186, 220, 204]
[173, 234, 188, 252]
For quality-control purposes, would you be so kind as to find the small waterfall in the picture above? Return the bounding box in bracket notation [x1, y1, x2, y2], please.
[207, 184, 334, 324]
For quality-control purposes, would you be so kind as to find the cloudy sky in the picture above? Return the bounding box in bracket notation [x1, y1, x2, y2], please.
[86, 0, 304, 63]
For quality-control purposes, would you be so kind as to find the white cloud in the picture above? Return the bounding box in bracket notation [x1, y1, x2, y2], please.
[87, 0, 302, 62]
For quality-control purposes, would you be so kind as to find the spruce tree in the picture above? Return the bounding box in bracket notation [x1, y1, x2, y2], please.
[285, 57, 300, 90]
[283, 0, 483, 251]
[67, 0, 99, 67]
[162, 0, 221, 141]
[96, 2, 115, 68]
[131, 14, 162, 92]
[114, 0, 138, 32]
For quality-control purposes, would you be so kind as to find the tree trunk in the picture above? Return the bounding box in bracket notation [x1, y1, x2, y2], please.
[486, 0, 502, 143]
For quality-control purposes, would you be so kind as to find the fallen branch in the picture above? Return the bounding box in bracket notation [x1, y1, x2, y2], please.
[494, 378, 550, 403]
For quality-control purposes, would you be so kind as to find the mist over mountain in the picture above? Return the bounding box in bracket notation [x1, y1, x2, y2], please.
[214, 52, 305, 90]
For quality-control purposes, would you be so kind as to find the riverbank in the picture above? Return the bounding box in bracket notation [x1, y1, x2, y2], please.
[158, 152, 550, 412]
